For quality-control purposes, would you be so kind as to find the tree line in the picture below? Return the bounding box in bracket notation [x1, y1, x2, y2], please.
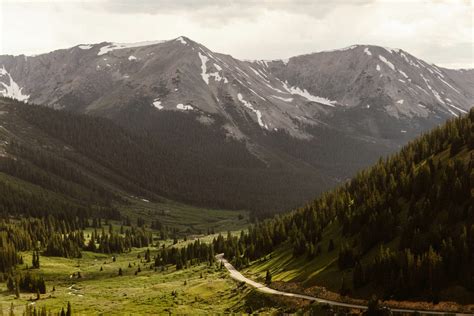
[208, 109, 473, 300]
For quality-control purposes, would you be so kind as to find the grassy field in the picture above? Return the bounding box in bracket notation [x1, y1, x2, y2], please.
[243, 221, 344, 291]
[0, 248, 283, 315]
[0, 101, 251, 237]
[0, 169, 249, 237]
[119, 196, 249, 235]
[243, 218, 474, 312]
[243, 221, 406, 297]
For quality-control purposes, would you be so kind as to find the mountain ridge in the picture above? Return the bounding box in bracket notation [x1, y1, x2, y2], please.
[1, 37, 471, 129]
[1, 37, 472, 212]
[220, 109, 473, 306]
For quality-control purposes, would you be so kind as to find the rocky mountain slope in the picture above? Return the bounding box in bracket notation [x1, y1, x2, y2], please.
[0, 37, 472, 212]
[0, 96, 338, 214]
[226, 109, 474, 306]
[1, 37, 471, 138]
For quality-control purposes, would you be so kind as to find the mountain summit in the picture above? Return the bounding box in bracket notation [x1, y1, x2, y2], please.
[1, 37, 472, 136]
[0, 37, 472, 211]
[1, 37, 471, 138]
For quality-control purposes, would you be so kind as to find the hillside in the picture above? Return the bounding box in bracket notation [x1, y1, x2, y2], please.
[0, 97, 343, 213]
[1, 38, 472, 213]
[0, 97, 248, 234]
[0, 98, 262, 315]
[1, 39, 471, 136]
[220, 109, 473, 305]
[0, 104, 471, 314]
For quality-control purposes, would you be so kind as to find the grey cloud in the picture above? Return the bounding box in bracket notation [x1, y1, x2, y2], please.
[419, 42, 473, 67]
[98, 0, 374, 22]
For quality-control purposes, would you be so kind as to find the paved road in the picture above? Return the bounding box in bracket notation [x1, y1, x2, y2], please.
[216, 254, 472, 315]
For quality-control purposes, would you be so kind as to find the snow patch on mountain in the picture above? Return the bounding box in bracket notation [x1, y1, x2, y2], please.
[198, 52, 227, 84]
[198, 52, 210, 84]
[265, 83, 286, 94]
[271, 95, 293, 102]
[247, 87, 266, 101]
[398, 70, 408, 78]
[176, 37, 187, 45]
[396, 99, 404, 104]
[448, 109, 458, 117]
[0, 66, 30, 102]
[176, 104, 193, 111]
[420, 73, 445, 105]
[364, 47, 372, 56]
[256, 66, 269, 76]
[437, 76, 460, 93]
[378, 55, 395, 71]
[399, 52, 421, 68]
[152, 99, 163, 110]
[282, 81, 336, 107]
[128, 55, 137, 61]
[206, 51, 229, 68]
[376, 64, 381, 72]
[399, 51, 410, 63]
[236, 67, 250, 78]
[249, 66, 269, 83]
[237, 93, 268, 129]
[446, 101, 468, 114]
[431, 89, 444, 105]
[78, 45, 93, 50]
[98, 40, 165, 56]
[414, 84, 427, 96]
[431, 65, 444, 78]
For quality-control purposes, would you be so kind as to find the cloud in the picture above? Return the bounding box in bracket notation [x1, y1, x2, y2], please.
[99, 0, 374, 24]
[0, 0, 472, 68]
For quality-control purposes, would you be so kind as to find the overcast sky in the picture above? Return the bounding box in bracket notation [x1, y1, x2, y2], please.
[0, 0, 472, 69]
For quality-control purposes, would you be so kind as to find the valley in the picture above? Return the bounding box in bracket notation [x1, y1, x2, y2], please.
[0, 247, 259, 315]
[2, 37, 472, 214]
[219, 254, 469, 315]
[0, 32, 472, 315]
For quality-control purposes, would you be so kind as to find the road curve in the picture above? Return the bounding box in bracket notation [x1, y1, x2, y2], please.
[216, 254, 471, 316]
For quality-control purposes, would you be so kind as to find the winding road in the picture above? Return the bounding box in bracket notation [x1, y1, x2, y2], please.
[216, 254, 472, 315]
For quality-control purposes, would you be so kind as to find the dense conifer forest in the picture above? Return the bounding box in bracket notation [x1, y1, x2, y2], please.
[4, 98, 329, 213]
[0, 96, 472, 306]
[216, 109, 473, 301]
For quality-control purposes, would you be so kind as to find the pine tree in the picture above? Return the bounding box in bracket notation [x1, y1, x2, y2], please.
[328, 239, 335, 252]
[353, 262, 365, 289]
[32, 251, 40, 269]
[265, 270, 272, 285]
[14, 276, 20, 298]
[66, 302, 72, 316]
[340, 275, 350, 296]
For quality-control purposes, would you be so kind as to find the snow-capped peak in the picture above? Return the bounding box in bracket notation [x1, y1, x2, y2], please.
[176, 37, 188, 45]
[0, 65, 30, 102]
[97, 40, 166, 56]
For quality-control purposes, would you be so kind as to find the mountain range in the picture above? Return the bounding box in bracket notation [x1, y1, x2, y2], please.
[1, 36, 472, 212]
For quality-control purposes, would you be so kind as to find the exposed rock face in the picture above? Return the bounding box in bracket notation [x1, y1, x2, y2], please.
[0, 37, 472, 211]
[1, 38, 471, 139]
